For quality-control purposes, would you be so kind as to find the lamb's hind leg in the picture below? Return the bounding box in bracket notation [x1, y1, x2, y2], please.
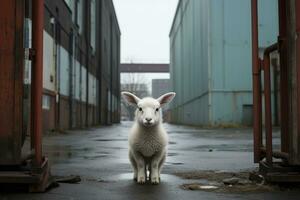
[129, 151, 137, 181]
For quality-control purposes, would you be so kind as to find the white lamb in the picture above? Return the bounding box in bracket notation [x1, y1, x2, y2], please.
[121, 91, 176, 184]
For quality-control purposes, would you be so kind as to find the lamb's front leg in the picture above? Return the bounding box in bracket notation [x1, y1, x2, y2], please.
[151, 149, 166, 184]
[131, 151, 146, 184]
[129, 151, 138, 181]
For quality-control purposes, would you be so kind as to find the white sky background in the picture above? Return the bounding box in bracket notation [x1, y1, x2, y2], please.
[121, 73, 170, 95]
[113, 0, 179, 63]
[113, 0, 179, 95]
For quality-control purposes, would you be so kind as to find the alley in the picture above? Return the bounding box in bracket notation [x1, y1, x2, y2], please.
[2, 0, 300, 198]
[1, 122, 300, 200]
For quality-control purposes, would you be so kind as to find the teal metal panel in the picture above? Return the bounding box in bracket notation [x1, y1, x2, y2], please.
[211, 91, 253, 125]
[258, 0, 278, 47]
[170, 0, 211, 125]
[209, 0, 278, 124]
[170, 0, 278, 125]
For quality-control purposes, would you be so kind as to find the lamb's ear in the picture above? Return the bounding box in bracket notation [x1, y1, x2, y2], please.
[157, 92, 176, 106]
[121, 91, 141, 106]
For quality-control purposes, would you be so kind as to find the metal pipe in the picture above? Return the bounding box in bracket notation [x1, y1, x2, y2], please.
[263, 43, 278, 165]
[260, 147, 289, 160]
[278, 0, 289, 153]
[251, 0, 262, 163]
[273, 61, 279, 126]
[296, 0, 300, 163]
[31, 0, 44, 166]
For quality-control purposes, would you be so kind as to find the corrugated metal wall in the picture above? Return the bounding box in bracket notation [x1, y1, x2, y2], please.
[99, 0, 121, 125]
[170, 0, 278, 126]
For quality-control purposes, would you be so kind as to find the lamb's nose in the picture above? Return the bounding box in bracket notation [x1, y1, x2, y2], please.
[145, 118, 152, 122]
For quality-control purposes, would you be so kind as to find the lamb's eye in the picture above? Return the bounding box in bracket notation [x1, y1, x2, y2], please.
[139, 107, 143, 112]
[155, 108, 159, 112]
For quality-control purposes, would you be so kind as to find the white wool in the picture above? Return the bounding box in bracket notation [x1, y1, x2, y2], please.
[129, 119, 168, 157]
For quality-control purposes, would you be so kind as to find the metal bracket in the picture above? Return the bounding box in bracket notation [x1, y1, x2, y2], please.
[277, 36, 286, 53]
[24, 48, 36, 61]
[259, 59, 264, 71]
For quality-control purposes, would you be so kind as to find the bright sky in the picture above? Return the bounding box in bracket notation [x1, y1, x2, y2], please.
[113, 0, 179, 64]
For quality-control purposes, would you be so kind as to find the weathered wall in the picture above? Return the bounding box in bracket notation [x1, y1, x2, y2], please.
[170, 0, 210, 125]
[99, 0, 121, 125]
[170, 0, 278, 126]
[23, 0, 121, 133]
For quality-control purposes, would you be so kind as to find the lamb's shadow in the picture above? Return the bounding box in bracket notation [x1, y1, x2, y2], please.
[124, 180, 170, 198]
[111, 173, 183, 198]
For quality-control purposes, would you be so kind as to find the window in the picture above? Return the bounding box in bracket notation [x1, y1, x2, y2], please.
[64, 0, 75, 22]
[64, 0, 72, 9]
[42, 95, 51, 110]
[90, 0, 96, 51]
[24, 18, 32, 85]
[77, 0, 83, 34]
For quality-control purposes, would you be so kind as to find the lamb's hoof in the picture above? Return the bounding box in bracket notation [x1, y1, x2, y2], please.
[137, 176, 146, 184]
[151, 177, 160, 185]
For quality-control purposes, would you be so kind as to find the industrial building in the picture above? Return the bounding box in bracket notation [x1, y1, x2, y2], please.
[152, 79, 172, 122]
[0, 0, 120, 190]
[152, 79, 170, 99]
[169, 0, 278, 126]
[1, 0, 300, 192]
[24, 0, 121, 133]
[120, 63, 170, 120]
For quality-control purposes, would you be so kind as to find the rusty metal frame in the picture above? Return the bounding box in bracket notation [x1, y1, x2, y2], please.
[0, 0, 50, 192]
[31, 0, 44, 167]
[296, 0, 300, 165]
[262, 43, 278, 165]
[251, 0, 290, 165]
[29, 0, 51, 192]
[251, 0, 262, 163]
[0, 0, 24, 166]
[251, 0, 300, 182]
[278, 0, 289, 154]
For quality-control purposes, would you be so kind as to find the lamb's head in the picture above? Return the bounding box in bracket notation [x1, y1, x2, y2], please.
[122, 91, 176, 127]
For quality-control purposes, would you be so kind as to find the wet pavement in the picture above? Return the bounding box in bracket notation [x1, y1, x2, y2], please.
[1, 122, 300, 200]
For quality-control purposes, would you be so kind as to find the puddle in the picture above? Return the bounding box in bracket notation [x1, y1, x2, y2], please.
[83, 154, 108, 160]
[165, 161, 184, 166]
[181, 182, 274, 193]
[44, 144, 102, 164]
[108, 173, 182, 183]
[175, 170, 300, 193]
[174, 170, 250, 181]
[167, 152, 179, 157]
[181, 183, 219, 191]
[169, 141, 177, 145]
[94, 139, 127, 142]
[44, 145, 75, 164]
[190, 144, 253, 152]
[73, 147, 93, 152]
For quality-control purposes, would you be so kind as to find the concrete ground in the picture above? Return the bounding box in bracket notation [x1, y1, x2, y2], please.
[1, 122, 300, 200]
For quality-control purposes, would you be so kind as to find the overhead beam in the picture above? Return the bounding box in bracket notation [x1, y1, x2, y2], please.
[120, 63, 169, 73]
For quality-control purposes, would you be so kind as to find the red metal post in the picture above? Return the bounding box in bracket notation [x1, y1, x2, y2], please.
[31, 0, 44, 166]
[251, 0, 262, 163]
[0, 0, 24, 165]
[278, 0, 289, 153]
[263, 43, 278, 165]
[296, 0, 300, 163]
